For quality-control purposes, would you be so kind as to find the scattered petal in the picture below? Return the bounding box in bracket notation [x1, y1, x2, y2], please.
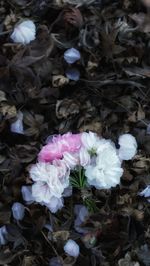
[64, 239, 80, 257]
[12, 202, 25, 220]
[21, 186, 34, 204]
[118, 134, 137, 160]
[139, 185, 150, 198]
[10, 111, 24, 135]
[64, 48, 81, 64]
[11, 20, 36, 44]
[0, 226, 8, 245]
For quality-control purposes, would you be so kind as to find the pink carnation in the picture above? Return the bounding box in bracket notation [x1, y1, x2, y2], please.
[38, 133, 82, 162]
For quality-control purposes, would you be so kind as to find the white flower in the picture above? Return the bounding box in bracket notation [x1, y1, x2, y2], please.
[85, 146, 123, 189]
[64, 48, 81, 64]
[64, 239, 80, 257]
[81, 131, 100, 153]
[63, 152, 79, 169]
[118, 134, 137, 160]
[30, 162, 69, 212]
[12, 202, 25, 220]
[32, 181, 52, 204]
[30, 162, 69, 191]
[79, 147, 91, 167]
[11, 111, 24, 134]
[52, 159, 70, 188]
[139, 185, 150, 198]
[11, 20, 36, 44]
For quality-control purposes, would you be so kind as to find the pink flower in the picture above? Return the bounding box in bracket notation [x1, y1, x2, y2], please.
[38, 133, 82, 162]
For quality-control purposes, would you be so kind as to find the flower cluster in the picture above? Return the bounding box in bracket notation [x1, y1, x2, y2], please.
[28, 132, 137, 213]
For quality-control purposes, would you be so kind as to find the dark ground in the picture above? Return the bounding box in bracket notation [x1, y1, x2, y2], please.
[1, 0, 150, 265]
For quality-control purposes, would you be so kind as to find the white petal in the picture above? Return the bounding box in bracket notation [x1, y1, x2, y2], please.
[32, 182, 52, 204]
[0, 226, 8, 245]
[118, 147, 137, 160]
[64, 48, 81, 64]
[81, 131, 100, 151]
[79, 206, 89, 222]
[21, 186, 34, 203]
[118, 134, 137, 160]
[12, 202, 25, 220]
[63, 152, 78, 169]
[11, 111, 24, 134]
[64, 239, 80, 257]
[45, 197, 63, 213]
[139, 185, 150, 197]
[11, 20, 36, 44]
[79, 147, 91, 167]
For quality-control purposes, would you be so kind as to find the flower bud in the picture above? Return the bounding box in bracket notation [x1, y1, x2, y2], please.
[11, 20, 36, 44]
[64, 48, 81, 64]
[64, 239, 80, 257]
[12, 202, 25, 220]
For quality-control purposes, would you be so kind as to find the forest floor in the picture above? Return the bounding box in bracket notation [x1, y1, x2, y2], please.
[0, 0, 150, 265]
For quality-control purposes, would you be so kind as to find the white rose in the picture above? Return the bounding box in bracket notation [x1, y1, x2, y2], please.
[11, 20, 36, 44]
[118, 134, 137, 160]
[85, 146, 123, 189]
[30, 162, 68, 196]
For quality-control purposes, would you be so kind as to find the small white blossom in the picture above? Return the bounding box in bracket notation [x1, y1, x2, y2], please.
[11, 111, 24, 134]
[64, 48, 81, 64]
[81, 131, 100, 153]
[11, 20, 36, 44]
[12, 202, 25, 220]
[118, 134, 137, 160]
[85, 146, 123, 189]
[64, 239, 80, 257]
